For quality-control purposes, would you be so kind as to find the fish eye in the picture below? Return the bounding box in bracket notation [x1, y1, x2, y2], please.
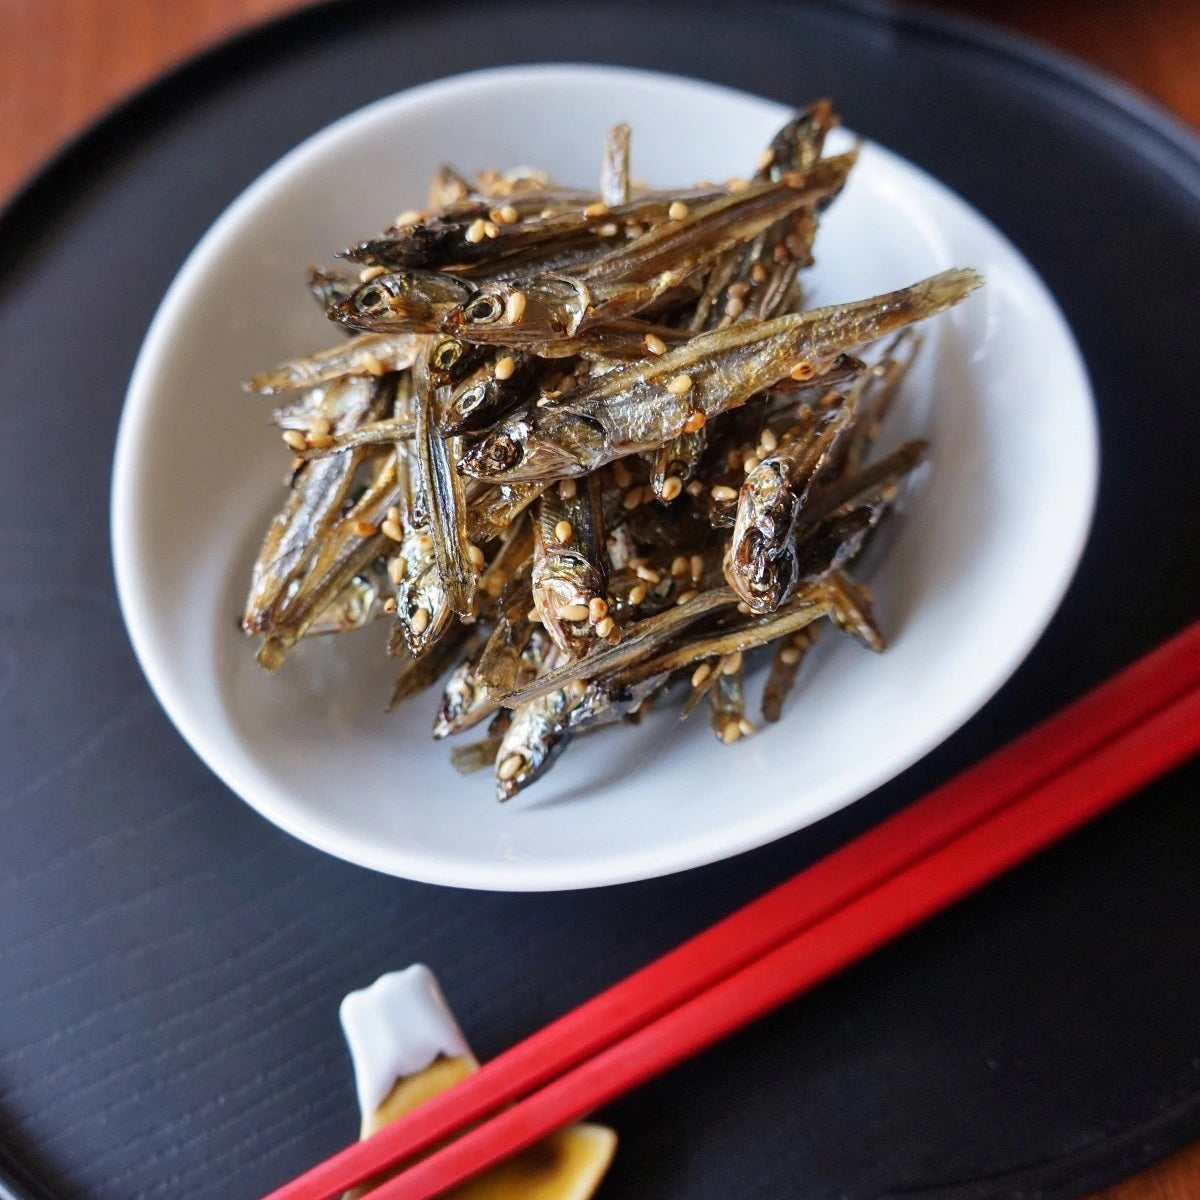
[356, 286, 388, 314]
[484, 433, 522, 470]
[459, 384, 487, 414]
[463, 294, 504, 324]
[433, 340, 462, 368]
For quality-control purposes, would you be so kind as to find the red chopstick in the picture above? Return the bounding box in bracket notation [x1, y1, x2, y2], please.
[263, 621, 1200, 1200]
[373, 676, 1200, 1200]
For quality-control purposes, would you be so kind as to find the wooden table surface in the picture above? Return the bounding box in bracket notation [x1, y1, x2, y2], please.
[1, 2, 1196, 1198]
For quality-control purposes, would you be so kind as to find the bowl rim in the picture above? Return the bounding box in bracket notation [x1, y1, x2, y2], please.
[111, 62, 1098, 890]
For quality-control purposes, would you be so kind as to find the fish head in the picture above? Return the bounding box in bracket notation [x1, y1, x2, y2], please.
[334, 271, 474, 332]
[725, 463, 799, 613]
[442, 277, 587, 342]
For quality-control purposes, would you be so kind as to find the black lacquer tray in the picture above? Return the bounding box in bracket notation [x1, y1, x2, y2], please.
[1, 3, 1198, 1199]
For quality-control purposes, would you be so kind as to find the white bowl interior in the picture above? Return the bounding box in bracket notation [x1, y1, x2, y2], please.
[112, 65, 1097, 890]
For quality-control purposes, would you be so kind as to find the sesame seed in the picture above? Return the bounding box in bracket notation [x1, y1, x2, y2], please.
[711, 484, 738, 503]
[779, 645, 801, 665]
[554, 519, 574, 544]
[612, 459, 632, 488]
[497, 753, 525, 782]
[785, 233, 809, 259]
[759, 427, 778, 453]
[750, 262, 769, 284]
[686, 480, 706, 498]
[720, 720, 742, 745]
[504, 291, 527, 324]
[484, 221, 500, 238]
[558, 603, 590, 622]
[388, 556, 408, 584]
[682, 410, 706, 433]
[354, 520, 379, 537]
[725, 296, 746, 319]
[671, 555, 690, 577]
[465, 218, 488, 243]
[738, 717, 757, 737]
[790, 361, 814, 381]
[282, 429, 308, 452]
[584, 201, 610, 218]
[668, 200, 690, 220]
[737, 601, 752, 615]
[726, 450, 744, 471]
[727, 176, 751, 193]
[595, 616, 616, 638]
[628, 583, 648, 605]
[622, 488, 643, 511]
[394, 209, 423, 227]
[722, 651, 743, 674]
[667, 373, 693, 395]
[416, 533, 434, 553]
[641, 333, 668, 357]
[676, 589, 699, 606]
[358, 265, 387, 283]
[743, 455, 761, 473]
[307, 433, 336, 449]
[527, 607, 542, 623]
[466, 542, 486, 569]
[602, 621, 622, 644]
[381, 518, 404, 542]
[558, 478, 578, 501]
[635, 564, 662, 584]
[597, 222, 619, 237]
[660, 475, 683, 502]
[311, 416, 332, 437]
[691, 663, 712, 688]
[690, 554, 705, 583]
[382, 597, 397, 614]
[490, 354, 516, 382]
[588, 597, 609, 624]
[727, 282, 752, 300]
[755, 148, 775, 171]
[411, 606, 430, 635]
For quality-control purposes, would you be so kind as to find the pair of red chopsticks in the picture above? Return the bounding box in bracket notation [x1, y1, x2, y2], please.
[265, 620, 1200, 1200]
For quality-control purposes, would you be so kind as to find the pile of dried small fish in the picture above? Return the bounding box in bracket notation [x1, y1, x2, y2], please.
[242, 101, 981, 799]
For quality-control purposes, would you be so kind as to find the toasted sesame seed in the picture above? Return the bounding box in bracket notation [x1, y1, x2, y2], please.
[381, 518, 404, 542]
[465, 218, 488, 243]
[354, 520, 379, 537]
[385, 505, 401, 524]
[676, 589, 699, 606]
[660, 475, 683, 502]
[635, 563, 662, 584]
[394, 209, 423, 227]
[558, 603, 590, 622]
[527, 606, 542, 623]
[686, 480, 705, 498]
[487, 355, 515, 384]
[588, 597, 609, 624]
[358, 265, 387, 283]
[724, 296, 746, 319]
[666, 373, 693, 395]
[743, 455, 761, 473]
[737, 601, 752, 615]
[711, 484, 738, 503]
[726, 450, 744, 471]
[382, 597, 397, 614]
[597, 222, 619, 237]
[643, 332, 668, 356]
[484, 221, 500, 239]
[727, 176, 751, 193]
[722, 651, 744, 674]
[790, 361, 815, 381]
[779, 645, 801, 666]
[727, 281, 752, 300]
[584, 200, 610, 218]
[282, 429, 308, 452]
[504, 290, 527, 324]
[738, 717, 757, 737]
[497, 753, 525, 782]
[785, 233, 809, 259]
[307, 432, 336, 449]
[750, 262, 769, 284]
[668, 200, 690, 220]
[558, 477, 578, 501]
[554, 519, 574, 544]
[759, 427, 778, 453]
[411, 606, 430, 635]
[388, 556, 408, 585]
[311, 415, 332, 437]
[691, 663, 713, 688]
[612, 459, 632, 488]
[595, 616, 616, 638]
[682, 410, 706, 433]
[690, 554, 705, 583]
[628, 583, 648, 605]
[720, 720, 742, 745]
[622, 488, 643, 511]
[416, 533, 434, 553]
[755, 148, 775, 171]
[671, 555, 690, 577]
[466, 542, 486, 569]
[625, 223, 645, 239]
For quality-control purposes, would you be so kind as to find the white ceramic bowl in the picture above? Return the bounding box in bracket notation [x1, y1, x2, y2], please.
[111, 65, 1097, 891]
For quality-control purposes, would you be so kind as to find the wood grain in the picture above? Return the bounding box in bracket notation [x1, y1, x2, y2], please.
[0, 2, 1196, 1199]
